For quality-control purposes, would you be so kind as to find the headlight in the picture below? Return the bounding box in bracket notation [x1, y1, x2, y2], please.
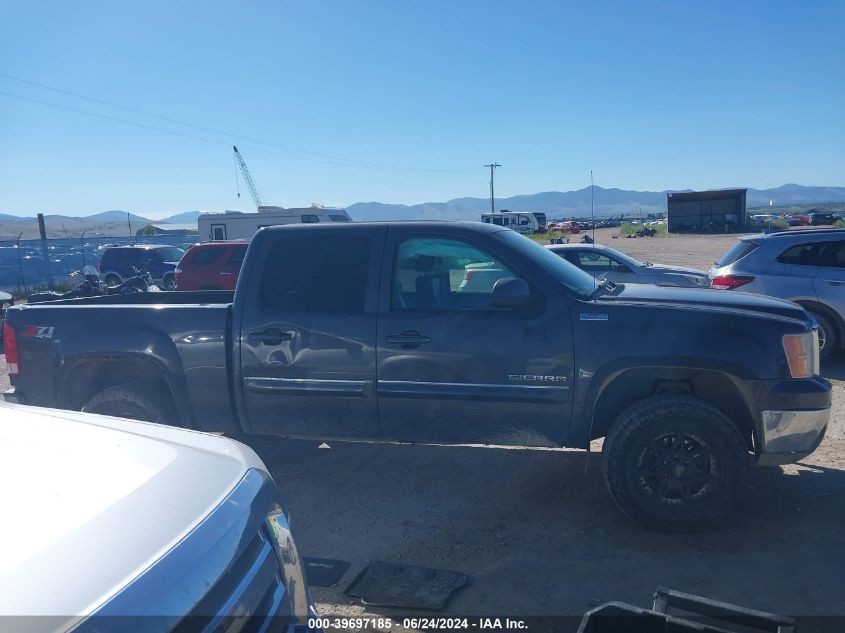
[266, 504, 312, 621]
[782, 331, 819, 378]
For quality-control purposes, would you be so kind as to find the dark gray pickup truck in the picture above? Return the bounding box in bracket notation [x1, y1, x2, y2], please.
[3, 222, 832, 529]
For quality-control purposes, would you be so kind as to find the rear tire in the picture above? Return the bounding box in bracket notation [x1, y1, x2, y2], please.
[602, 395, 749, 531]
[807, 310, 837, 361]
[82, 381, 178, 425]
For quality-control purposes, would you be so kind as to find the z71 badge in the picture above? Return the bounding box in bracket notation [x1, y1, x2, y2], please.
[21, 325, 55, 339]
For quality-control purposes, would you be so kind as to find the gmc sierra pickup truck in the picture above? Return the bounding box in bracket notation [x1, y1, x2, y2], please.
[0, 400, 316, 632]
[3, 222, 833, 529]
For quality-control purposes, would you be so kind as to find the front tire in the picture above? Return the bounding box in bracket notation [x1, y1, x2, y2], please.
[103, 273, 121, 288]
[602, 395, 749, 531]
[82, 381, 178, 425]
[162, 274, 177, 291]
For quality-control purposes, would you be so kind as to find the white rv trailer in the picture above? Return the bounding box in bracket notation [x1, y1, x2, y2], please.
[197, 206, 352, 241]
[481, 211, 547, 234]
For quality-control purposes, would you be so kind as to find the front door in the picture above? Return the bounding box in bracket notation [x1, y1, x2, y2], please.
[376, 229, 575, 447]
[813, 239, 845, 353]
[239, 228, 385, 439]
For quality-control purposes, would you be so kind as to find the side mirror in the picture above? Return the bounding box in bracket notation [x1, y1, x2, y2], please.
[492, 276, 531, 309]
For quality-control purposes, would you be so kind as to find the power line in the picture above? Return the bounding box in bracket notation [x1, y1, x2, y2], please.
[0, 72, 474, 174]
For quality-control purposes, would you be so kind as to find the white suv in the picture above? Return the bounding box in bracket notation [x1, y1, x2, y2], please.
[710, 228, 845, 359]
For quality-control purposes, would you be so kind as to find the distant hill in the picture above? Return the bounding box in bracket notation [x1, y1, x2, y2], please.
[348, 184, 845, 221]
[161, 211, 201, 224]
[2, 184, 844, 231]
[85, 210, 153, 224]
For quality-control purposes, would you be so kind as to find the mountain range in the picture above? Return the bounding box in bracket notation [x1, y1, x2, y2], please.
[347, 184, 845, 221]
[2, 184, 844, 226]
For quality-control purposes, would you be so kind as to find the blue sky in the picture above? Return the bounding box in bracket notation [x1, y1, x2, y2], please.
[1, 0, 843, 218]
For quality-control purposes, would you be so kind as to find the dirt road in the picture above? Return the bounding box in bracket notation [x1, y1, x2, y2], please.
[2, 231, 843, 630]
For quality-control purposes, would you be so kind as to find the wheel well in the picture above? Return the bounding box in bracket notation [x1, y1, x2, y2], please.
[794, 300, 843, 345]
[590, 368, 756, 449]
[63, 358, 177, 415]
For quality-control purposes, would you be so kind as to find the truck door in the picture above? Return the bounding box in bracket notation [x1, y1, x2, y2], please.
[376, 228, 575, 446]
[238, 227, 385, 439]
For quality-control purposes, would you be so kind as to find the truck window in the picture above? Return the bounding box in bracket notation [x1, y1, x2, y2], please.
[392, 237, 517, 311]
[261, 235, 370, 312]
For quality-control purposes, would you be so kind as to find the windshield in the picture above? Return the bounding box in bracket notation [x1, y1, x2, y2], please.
[496, 229, 597, 298]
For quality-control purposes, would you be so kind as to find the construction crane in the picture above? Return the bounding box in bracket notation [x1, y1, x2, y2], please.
[233, 145, 265, 209]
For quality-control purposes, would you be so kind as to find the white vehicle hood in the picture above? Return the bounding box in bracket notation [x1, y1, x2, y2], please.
[0, 402, 265, 620]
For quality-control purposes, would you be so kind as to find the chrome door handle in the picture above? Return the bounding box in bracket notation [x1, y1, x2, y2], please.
[386, 331, 431, 348]
[219, 272, 233, 276]
[247, 328, 292, 345]
[821, 279, 844, 286]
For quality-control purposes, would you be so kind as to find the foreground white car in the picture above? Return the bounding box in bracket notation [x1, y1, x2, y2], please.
[0, 402, 316, 632]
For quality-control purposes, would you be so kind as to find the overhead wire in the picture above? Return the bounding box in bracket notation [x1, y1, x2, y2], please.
[0, 72, 475, 174]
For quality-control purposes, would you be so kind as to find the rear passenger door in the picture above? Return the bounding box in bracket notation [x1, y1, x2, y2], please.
[813, 239, 845, 330]
[769, 241, 825, 301]
[376, 228, 574, 446]
[220, 244, 248, 290]
[238, 228, 386, 439]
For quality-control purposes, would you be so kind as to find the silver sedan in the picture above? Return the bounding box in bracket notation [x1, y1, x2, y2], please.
[546, 243, 710, 288]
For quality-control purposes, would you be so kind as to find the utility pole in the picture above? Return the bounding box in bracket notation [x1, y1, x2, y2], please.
[483, 163, 501, 213]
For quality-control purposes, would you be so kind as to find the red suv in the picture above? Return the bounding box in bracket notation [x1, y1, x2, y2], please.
[174, 242, 248, 291]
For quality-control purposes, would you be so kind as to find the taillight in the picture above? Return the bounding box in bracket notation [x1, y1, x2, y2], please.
[711, 275, 754, 290]
[174, 267, 183, 274]
[3, 322, 19, 376]
[465, 270, 476, 280]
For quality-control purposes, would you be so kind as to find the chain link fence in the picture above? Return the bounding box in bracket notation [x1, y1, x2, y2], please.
[0, 234, 195, 298]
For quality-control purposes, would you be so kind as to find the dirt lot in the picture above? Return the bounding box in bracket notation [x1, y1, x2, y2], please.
[2, 230, 843, 630]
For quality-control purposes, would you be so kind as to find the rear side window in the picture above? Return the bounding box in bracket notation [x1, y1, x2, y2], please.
[102, 249, 141, 267]
[261, 235, 370, 312]
[301, 214, 320, 224]
[329, 214, 349, 222]
[226, 245, 248, 266]
[777, 242, 826, 266]
[716, 240, 758, 267]
[190, 247, 223, 266]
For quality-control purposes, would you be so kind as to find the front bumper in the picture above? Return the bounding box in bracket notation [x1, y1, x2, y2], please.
[756, 407, 831, 466]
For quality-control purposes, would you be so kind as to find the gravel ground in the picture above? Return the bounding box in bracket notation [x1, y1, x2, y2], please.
[2, 229, 843, 630]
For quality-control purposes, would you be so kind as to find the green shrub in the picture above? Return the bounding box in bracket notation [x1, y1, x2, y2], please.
[619, 222, 667, 235]
[746, 218, 789, 232]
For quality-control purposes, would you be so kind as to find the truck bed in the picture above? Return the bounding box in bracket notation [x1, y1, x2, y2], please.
[5, 291, 240, 433]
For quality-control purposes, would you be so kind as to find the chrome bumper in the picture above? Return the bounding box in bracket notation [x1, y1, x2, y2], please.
[756, 407, 830, 466]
